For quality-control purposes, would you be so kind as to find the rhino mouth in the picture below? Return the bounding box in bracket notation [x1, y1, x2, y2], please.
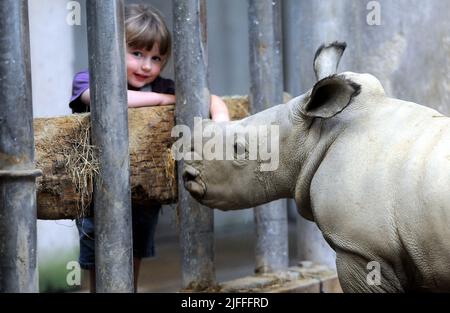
[182, 164, 206, 199]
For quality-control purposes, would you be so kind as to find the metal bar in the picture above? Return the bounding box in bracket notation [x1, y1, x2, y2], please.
[0, 0, 40, 292]
[248, 0, 289, 273]
[173, 0, 215, 290]
[281, 0, 337, 270]
[281, 0, 302, 97]
[86, 0, 133, 293]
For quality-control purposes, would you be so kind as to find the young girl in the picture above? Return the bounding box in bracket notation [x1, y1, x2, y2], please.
[69, 4, 229, 292]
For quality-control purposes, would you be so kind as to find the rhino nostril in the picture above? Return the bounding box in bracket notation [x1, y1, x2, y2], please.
[183, 171, 196, 183]
[187, 181, 205, 198]
[183, 165, 199, 181]
[182, 165, 206, 198]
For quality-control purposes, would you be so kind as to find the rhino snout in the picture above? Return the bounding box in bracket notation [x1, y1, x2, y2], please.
[183, 164, 206, 199]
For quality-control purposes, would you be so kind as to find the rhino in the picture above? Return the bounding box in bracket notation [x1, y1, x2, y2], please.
[181, 42, 450, 292]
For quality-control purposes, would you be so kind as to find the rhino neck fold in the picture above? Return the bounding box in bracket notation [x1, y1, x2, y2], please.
[294, 118, 346, 221]
[256, 167, 292, 205]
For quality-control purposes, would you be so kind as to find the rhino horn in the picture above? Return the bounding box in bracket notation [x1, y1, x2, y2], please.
[313, 41, 347, 81]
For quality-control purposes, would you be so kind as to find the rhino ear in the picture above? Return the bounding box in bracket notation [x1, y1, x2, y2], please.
[300, 75, 361, 119]
[313, 41, 346, 81]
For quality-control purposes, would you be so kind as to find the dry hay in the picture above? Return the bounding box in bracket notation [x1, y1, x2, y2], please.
[62, 115, 99, 218]
[34, 113, 100, 219]
[222, 95, 250, 120]
[164, 147, 177, 199]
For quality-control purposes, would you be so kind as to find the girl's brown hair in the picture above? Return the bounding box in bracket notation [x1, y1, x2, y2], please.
[125, 4, 171, 58]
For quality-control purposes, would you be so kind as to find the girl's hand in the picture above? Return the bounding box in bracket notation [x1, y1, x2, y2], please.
[158, 94, 176, 106]
[210, 94, 230, 122]
[127, 90, 175, 108]
[80, 89, 175, 107]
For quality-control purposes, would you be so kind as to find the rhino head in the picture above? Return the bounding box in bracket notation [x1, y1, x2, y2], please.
[180, 42, 384, 221]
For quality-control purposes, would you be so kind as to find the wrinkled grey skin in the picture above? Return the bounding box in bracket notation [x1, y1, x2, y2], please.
[183, 42, 450, 292]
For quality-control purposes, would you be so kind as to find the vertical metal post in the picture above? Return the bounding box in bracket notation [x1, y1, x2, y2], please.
[86, 0, 133, 292]
[248, 0, 289, 273]
[0, 0, 40, 292]
[281, 0, 302, 98]
[173, 0, 215, 290]
[281, 0, 337, 270]
[281, 0, 301, 265]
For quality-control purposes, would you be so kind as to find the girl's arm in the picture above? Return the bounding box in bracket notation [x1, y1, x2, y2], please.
[80, 89, 175, 108]
[210, 94, 230, 122]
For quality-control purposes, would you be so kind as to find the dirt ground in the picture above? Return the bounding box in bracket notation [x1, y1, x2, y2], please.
[79, 221, 298, 293]
[137, 231, 257, 292]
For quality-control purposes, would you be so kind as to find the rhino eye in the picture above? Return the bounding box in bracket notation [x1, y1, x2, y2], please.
[233, 142, 249, 160]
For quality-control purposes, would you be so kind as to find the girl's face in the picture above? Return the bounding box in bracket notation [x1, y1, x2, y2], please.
[126, 43, 166, 89]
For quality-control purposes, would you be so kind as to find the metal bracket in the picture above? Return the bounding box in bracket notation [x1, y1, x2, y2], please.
[0, 169, 43, 178]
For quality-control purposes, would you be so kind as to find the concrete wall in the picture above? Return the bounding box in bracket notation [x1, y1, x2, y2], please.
[292, 0, 450, 114]
[29, 0, 77, 117]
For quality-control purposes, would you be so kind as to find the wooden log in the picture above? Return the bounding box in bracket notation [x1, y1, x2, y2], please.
[35, 96, 250, 220]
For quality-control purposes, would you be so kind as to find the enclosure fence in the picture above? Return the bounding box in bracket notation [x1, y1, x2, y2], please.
[0, 0, 291, 292]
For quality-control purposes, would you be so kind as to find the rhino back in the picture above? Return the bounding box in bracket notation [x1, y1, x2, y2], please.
[310, 97, 450, 290]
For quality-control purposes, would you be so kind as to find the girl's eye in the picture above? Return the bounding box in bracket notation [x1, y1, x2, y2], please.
[132, 51, 143, 57]
[152, 56, 162, 63]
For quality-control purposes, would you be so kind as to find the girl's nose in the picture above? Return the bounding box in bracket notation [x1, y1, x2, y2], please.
[142, 59, 152, 71]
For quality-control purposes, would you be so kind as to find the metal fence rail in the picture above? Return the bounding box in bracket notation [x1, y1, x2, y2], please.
[248, 0, 289, 274]
[0, 0, 291, 292]
[0, 0, 41, 293]
[86, 0, 133, 293]
[173, 0, 216, 290]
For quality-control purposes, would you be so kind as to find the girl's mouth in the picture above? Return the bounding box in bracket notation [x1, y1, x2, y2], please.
[134, 73, 150, 81]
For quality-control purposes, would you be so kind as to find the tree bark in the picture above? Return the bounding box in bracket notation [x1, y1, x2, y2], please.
[35, 96, 250, 219]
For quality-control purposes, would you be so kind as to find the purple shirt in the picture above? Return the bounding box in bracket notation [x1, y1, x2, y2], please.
[69, 69, 175, 113]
